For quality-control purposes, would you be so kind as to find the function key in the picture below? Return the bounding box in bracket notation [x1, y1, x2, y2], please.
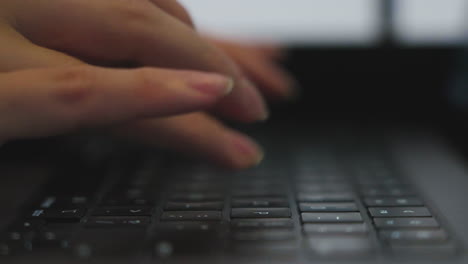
[374, 217, 439, 229]
[368, 207, 431, 217]
[301, 213, 363, 223]
[363, 197, 423, 207]
[299, 202, 358, 212]
[231, 208, 291, 219]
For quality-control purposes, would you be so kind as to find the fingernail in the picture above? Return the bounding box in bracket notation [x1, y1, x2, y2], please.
[228, 131, 264, 168]
[190, 74, 234, 96]
[240, 79, 270, 121]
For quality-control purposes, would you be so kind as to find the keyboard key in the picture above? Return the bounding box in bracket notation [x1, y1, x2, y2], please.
[165, 201, 223, 211]
[388, 242, 457, 256]
[100, 197, 153, 206]
[71, 229, 147, 258]
[92, 206, 152, 216]
[231, 240, 298, 257]
[357, 178, 403, 186]
[368, 207, 431, 217]
[167, 193, 223, 202]
[36, 230, 72, 249]
[161, 211, 222, 221]
[299, 202, 358, 212]
[152, 227, 222, 257]
[0, 234, 34, 255]
[363, 197, 423, 207]
[232, 230, 295, 241]
[303, 223, 368, 235]
[231, 208, 291, 218]
[306, 236, 374, 257]
[231, 198, 288, 208]
[297, 193, 354, 202]
[38, 195, 89, 208]
[8, 220, 45, 232]
[360, 187, 414, 196]
[27, 208, 86, 222]
[231, 219, 294, 229]
[379, 229, 448, 242]
[374, 217, 439, 228]
[154, 222, 218, 232]
[301, 213, 363, 223]
[231, 190, 286, 197]
[85, 217, 151, 227]
[297, 184, 351, 192]
[168, 182, 224, 192]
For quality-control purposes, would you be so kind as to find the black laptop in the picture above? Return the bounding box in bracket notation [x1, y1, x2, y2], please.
[1, 1, 467, 263]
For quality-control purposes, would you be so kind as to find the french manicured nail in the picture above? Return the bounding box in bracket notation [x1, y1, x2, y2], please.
[190, 73, 234, 96]
[228, 131, 264, 168]
[240, 79, 270, 121]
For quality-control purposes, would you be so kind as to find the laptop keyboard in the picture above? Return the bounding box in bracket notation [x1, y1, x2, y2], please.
[0, 145, 459, 261]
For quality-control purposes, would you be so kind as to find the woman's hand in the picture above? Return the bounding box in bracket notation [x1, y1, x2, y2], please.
[0, 0, 293, 168]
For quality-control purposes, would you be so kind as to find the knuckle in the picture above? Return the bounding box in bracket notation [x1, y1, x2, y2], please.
[114, 1, 153, 28]
[53, 67, 95, 105]
[51, 67, 97, 125]
[134, 68, 162, 99]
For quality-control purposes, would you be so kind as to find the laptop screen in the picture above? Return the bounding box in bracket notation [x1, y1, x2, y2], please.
[179, 0, 467, 46]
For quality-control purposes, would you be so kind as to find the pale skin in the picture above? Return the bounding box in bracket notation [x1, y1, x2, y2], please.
[0, 0, 296, 169]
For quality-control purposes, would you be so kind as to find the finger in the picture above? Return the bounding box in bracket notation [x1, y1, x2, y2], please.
[255, 45, 288, 60]
[209, 38, 296, 99]
[209, 37, 287, 60]
[128, 5, 269, 122]
[148, 0, 195, 28]
[0, 66, 232, 141]
[115, 113, 264, 169]
[232, 50, 297, 100]
[12, 1, 269, 122]
[0, 22, 82, 71]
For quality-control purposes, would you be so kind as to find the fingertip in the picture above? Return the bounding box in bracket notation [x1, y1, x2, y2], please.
[224, 130, 265, 169]
[217, 78, 270, 123]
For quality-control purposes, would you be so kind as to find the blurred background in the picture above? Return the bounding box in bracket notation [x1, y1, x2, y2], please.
[179, 0, 468, 150]
[180, 0, 467, 46]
